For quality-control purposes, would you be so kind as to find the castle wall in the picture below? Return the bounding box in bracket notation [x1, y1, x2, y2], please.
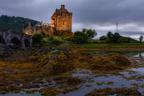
[24, 5, 72, 36]
[55, 14, 72, 32]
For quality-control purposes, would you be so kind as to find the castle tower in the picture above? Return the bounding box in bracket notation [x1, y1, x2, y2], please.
[51, 5, 72, 35]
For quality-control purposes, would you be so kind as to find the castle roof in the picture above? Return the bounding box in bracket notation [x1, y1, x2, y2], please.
[52, 5, 72, 18]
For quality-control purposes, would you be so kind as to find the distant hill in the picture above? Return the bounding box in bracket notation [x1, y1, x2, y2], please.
[0, 15, 39, 33]
[99, 34, 139, 43]
[119, 36, 139, 43]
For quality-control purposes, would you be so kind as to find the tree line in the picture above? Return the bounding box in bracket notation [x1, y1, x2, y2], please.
[32, 28, 144, 46]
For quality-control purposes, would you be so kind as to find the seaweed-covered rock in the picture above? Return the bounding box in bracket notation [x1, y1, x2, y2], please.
[86, 88, 141, 96]
[82, 55, 131, 72]
[34, 48, 78, 75]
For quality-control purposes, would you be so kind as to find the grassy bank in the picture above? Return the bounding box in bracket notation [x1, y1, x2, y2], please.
[72, 43, 144, 52]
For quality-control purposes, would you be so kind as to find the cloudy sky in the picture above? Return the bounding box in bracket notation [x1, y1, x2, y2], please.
[1, 0, 144, 39]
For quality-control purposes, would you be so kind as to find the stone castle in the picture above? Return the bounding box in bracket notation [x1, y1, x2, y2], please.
[24, 5, 72, 36]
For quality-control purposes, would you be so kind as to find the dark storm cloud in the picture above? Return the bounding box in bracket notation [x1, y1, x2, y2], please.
[0, 0, 64, 22]
[71, 0, 144, 24]
[1, 0, 144, 24]
[121, 31, 144, 35]
[0, 0, 144, 38]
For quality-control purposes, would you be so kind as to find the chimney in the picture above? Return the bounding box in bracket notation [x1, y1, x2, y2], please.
[56, 9, 58, 12]
[61, 5, 65, 9]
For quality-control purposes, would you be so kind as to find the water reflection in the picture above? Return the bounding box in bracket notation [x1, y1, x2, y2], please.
[125, 51, 144, 58]
[133, 52, 144, 58]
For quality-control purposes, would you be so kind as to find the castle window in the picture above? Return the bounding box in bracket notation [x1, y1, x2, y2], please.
[63, 21, 64, 25]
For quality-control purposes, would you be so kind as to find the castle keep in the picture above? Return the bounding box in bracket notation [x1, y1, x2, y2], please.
[24, 5, 72, 36]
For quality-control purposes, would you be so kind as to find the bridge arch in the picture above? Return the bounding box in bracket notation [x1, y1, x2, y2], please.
[10, 37, 22, 47]
[0, 35, 5, 44]
[0, 31, 32, 49]
[24, 39, 31, 47]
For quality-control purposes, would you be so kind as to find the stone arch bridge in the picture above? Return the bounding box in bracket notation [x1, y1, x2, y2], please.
[0, 31, 32, 49]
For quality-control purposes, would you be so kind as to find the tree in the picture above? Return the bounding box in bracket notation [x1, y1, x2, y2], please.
[32, 33, 45, 46]
[82, 29, 97, 39]
[107, 32, 113, 38]
[106, 32, 121, 43]
[107, 32, 113, 43]
[99, 36, 107, 41]
[112, 32, 121, 43]
[72, 31, 88, 44]
[127, 37, 131, 43]
[72, 29, 97, 44]
[139, 35, 143, 43]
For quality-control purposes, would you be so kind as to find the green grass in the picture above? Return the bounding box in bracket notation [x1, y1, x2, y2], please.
[73, 43, 144, 49]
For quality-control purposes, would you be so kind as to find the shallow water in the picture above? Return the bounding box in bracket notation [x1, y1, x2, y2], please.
[126, 51, 144, 58]
[59, 68, 144, 96]
[59, 52, 144, 96]
[1, 51, 144, 96]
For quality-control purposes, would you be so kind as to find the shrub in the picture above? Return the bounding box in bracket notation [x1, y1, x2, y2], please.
[43, 36, 64, 46]
[32, 33, 45, 46]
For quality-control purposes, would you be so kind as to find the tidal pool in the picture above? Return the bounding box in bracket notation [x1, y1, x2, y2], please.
[59, 68, 144, 96]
